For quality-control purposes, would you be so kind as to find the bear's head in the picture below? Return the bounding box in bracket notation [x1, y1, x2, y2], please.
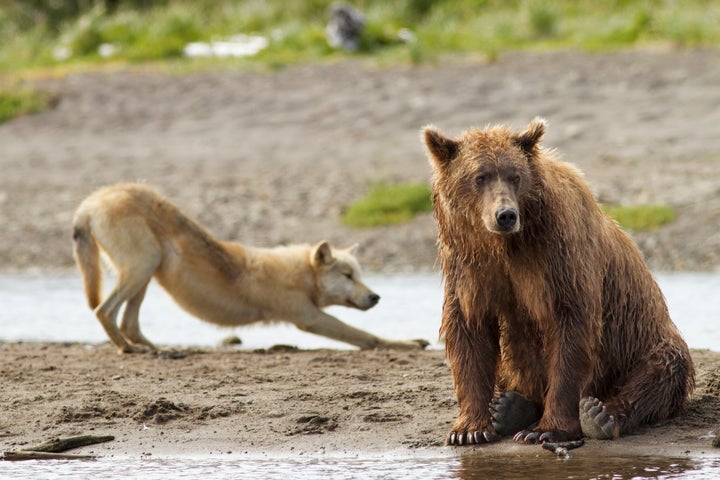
[423, 118, 546, 236]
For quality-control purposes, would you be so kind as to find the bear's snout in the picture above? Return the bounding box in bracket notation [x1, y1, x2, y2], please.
[495, 207, 519, 232]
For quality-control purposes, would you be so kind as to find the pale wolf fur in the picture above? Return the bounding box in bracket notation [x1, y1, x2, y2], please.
[72, 183, 428, 354]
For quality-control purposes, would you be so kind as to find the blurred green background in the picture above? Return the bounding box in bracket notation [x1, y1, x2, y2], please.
[2, 0, 719, 74]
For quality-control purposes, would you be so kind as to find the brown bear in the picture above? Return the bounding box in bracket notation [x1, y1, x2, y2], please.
[423, 118, 695, 446]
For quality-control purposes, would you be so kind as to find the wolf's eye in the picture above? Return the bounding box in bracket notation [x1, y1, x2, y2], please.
[343, 272, 353, 279]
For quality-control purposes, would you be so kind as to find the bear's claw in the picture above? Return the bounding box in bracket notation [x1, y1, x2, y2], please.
[447, 430, 500, 446]
[513, 428, 576, 444]
[579, 397, 619, 440]
[490, 391, 541, 436]
[513, 430, 541, 443]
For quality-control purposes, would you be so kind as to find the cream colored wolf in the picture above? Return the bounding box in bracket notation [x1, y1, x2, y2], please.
[72, 183, 428, 354]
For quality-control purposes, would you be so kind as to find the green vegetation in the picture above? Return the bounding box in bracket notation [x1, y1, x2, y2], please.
[604, 204, 677, 231]
[343, 183, 432, 227]
[0, 85, 53, 123]
[1, 1, 719, 74]
[343, 186, 678, 230]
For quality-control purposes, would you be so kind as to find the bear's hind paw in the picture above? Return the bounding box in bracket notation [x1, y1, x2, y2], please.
[579, 396, 619, 440]
[490, 391, 541, 436]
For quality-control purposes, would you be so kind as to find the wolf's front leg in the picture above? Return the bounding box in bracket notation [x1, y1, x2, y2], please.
[295, 310, 427, 350]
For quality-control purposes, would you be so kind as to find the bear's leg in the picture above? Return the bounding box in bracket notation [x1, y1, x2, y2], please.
[491, 391, 542, 436]
[513, 328, 593, 443]
[593, 342, 694, 437]
[443, 302, 501, 445]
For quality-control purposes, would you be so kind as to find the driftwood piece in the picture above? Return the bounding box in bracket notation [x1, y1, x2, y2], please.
[541, 439, 585, 458]
[3, 451, 96, 461]
[21, 435, 114, 453]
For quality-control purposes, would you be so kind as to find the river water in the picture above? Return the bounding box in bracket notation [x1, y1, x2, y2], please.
[1, 272, 719, 351]
[1, 271, 719, 478]
[1, 453, 719, 479]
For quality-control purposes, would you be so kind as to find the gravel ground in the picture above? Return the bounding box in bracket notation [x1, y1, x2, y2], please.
[1, 50, 719, 273]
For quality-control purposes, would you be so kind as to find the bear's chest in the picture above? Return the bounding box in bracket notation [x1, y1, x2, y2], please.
[506, 258, 553, 324]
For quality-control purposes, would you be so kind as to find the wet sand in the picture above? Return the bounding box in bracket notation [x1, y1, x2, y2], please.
[1, 343, 718, 459]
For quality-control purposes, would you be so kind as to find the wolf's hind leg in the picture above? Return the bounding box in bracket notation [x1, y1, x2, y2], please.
[95, 283, 138, 354]
[119, 281, 157, 351]
[96, 265, 157, 354]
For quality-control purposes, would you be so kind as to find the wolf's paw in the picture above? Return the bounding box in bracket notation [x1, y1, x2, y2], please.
[411, 338, 430, 349]
[579, 397, 619, 440]
[378, 338, 429, 350]
[118, 344, 149, 355]
[446, 428, 500, 446]
[490, 391, 541, 436]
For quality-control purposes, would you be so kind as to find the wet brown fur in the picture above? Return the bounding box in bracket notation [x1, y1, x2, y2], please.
[424, 118, 694, 443]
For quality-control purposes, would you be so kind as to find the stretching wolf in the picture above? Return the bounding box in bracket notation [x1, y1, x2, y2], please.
[72, 183, 428, 354]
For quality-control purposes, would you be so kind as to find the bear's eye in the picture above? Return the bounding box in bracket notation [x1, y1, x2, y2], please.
[510, 175, 521, 186]
[475, 174, 490, 187]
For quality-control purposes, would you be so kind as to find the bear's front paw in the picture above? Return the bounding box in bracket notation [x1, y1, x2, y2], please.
[490, 391, 541, 436]
[446, 429, 500, 446]
[513, 428, 578, 444]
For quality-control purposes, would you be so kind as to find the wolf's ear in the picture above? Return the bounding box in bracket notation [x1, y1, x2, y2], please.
[345, 243, 359, 255]
[423, 126, 458, 169]
[312, 240, 333, 266]
[515, 117, 546, 156]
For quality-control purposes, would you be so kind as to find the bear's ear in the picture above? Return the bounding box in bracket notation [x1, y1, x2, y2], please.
[515, 117, 547, 156]
[423, 126, 459, 169]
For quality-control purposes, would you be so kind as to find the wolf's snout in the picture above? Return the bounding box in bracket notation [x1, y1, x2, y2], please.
[495, 207, 518, 231]
[351, 291, 381, 310]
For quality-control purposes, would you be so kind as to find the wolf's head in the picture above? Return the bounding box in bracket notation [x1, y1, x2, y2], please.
[310, 241, 379, 310]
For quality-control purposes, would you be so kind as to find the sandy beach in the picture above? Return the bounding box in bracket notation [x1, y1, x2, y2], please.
[1, 343, 719, 459]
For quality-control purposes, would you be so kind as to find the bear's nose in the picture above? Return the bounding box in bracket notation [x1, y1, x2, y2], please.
[495, 208, 518, 230]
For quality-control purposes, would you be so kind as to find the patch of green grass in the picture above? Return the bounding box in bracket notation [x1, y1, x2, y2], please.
[604, 204, 677, 231]
[342, 183, 433, 228]
[0, 86, 53, 123]
[2, 1, 720, 74]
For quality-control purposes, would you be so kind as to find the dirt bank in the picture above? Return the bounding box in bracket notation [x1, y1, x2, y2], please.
[1, 50, 720, 273]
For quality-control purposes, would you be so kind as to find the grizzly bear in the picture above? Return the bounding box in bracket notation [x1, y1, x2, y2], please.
[423, 118, 694, 446]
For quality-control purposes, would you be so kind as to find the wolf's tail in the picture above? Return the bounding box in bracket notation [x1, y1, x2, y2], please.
[72, 214, 102, 310]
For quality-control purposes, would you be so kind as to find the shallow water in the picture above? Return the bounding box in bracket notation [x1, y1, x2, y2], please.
[1, 454, 718, 480]
[0, 272, 718, 351]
